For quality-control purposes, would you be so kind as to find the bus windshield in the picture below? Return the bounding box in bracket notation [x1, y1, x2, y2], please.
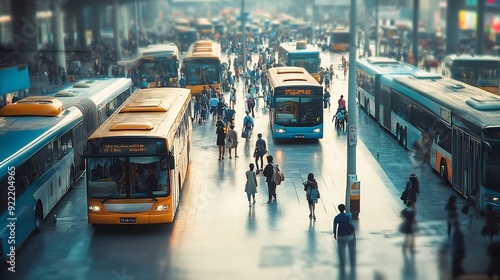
[87, 156, 170, 199]
[185, 62, 220, 85]
[139, 60, 178, 83]
[274, 95, 323, 126]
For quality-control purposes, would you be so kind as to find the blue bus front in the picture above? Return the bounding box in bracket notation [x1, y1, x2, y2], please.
[270, 88, 324, 139]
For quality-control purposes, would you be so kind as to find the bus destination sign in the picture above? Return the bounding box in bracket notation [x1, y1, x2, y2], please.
[284, 89, 312, 96]
[100, 144, 149, 154]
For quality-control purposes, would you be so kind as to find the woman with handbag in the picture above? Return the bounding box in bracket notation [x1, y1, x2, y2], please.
[304, 173, 319, 220]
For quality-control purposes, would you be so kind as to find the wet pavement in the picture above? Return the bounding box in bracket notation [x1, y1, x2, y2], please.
[2, 50, 495, 280]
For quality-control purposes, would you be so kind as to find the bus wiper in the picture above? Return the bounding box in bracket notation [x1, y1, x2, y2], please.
[135, 186, 158, 201]
[101, 189, 120, 204]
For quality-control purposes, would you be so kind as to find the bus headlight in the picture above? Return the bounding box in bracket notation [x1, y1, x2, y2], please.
[484, 195, 499, 202]
[275, 128, 286, 133]
[313, 128, 321, 133]
[88, 205, 102, 212]
[154, 205, 169, 211]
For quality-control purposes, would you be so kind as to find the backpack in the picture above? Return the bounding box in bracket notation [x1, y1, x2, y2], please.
[247, 97, 255, 107]
[272, 164, 285, 185]
[245, 117, 253, 129]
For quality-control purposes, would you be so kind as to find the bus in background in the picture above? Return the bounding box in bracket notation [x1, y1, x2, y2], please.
[85, 87, 192, 224]
[277, 41, 321, 82]
[0, 99, 86, 262]
[175, 26, 198, 52]
[0, 64, 30, 109]
[356, 57, 419, 119]
[194, 18, 214, 39]
[182, 40, 222, 95]
[119, 44, 180, 88]
[174, 18, 190, 28]
[267, 67, 324, 139]
[442, 54, 500, 95]
[381, 73, 500, 212]
[329, 29, 350, 52]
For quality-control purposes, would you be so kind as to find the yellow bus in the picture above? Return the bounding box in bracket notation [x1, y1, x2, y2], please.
[442, 54, 500, 95]
[182, 40, 222, 95]
[194, 18, 214, 39]
[329, 29, 350, 52]
[85, 87, 192, 224]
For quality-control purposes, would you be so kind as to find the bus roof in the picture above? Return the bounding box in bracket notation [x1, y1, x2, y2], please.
[118, 45, 179, 67]
[444, 54, 500, 63]
[279, 42, 319, 55]
[141, 44, 179, 59]
[0, 106, 82, 170]
[45, 78, 132, 111]
[391, 74, 500, 131]
[88, 87, 191, 147]
[184, 40, 221, 60]
[356, 57, 420, 76]
[267, 66, 321, 88]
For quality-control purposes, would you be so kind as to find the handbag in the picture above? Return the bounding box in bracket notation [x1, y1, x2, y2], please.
[461, 204, 470, 215]
[400, 190, 408, 202]
[241, 130, 248, 139]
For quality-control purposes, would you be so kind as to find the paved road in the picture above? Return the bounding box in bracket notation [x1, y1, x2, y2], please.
[2, 50, 494, 280]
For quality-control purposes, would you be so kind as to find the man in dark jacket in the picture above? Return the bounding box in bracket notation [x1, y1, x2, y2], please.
[262, 155, 277, 203]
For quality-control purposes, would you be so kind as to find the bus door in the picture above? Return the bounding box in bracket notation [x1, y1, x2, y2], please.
[452, 128, 481, 195]
[374, 74, 381, 120]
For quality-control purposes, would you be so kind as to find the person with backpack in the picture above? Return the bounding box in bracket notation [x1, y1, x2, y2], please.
[303, 173, 319, 220]
[242, 111, 254, 140]
[333, 203, 356, 271]
[263, 155, 278, 203]
[254, 133, 267, 174]
[246, 88, 256, 117]
[403, 173, 420, 206]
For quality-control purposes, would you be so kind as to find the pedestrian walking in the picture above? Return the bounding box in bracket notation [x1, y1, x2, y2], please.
[303, 173, 319, 220]
[262, 155, 278, 202]
[445, 195, 458, 240]
[333, 204, 356, 271]
[245, 163, 258, 206]
[254, 133, 267, 174]
[403, 173, 420, 206]
[483, 204, 499, 242]
[216, 117, 226, 160]
[226, 125, 238, 159]
[242, 111, 254, 140]
[462, 193, 477, 229]
[399, 200, 418, 253]
[451, 221, 465, 279]
[487, 241, 500, 279]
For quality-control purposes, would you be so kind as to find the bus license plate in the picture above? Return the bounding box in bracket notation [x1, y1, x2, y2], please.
[120, 218, 136, 223]
[295, 135, 305, 138]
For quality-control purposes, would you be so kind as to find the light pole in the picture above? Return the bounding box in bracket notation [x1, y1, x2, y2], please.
[241, 0, 246, 75]
[346, 0, 359, 218]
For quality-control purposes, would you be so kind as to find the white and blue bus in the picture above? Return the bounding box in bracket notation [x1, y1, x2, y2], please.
[380, 73, 500, 212]
[46, 78, 134, 182]
[277, 41, 321, 82]
[267, 67, 324, 139]
[0, 98, 85, 263]
[356, 57, 419, 119]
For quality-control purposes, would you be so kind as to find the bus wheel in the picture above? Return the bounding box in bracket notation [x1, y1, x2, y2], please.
[440, 159, 448, 183]
[34, 202, 43, 234]
[402, 127, 408, 149]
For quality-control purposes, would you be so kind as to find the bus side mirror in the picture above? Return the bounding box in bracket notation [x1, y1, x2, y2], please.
[168, 155, 175, 170]
[484, 142, 493, 156]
